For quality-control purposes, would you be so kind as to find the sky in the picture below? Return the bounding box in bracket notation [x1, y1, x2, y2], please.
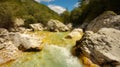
[35, 0, 79, 14]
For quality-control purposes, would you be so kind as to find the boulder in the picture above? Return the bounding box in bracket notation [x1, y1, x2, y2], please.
[74, 28, 120, 67]
[30, 23, 44, 31]
[86, 11, 120, 32]
[66, 23, 73, 30]
[0, 32, 20, 64]
[11, 33, 42, 51]
[47, 19, 69, 32]
[65, 28, 83, 40]
[10, 27, 32, 33]
[0, 41, 20, 65]
[0, 28, 9, 35]
[14, 18, 24, 27]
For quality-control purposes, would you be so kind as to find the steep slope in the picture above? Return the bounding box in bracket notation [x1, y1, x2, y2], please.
[0, 0, 62, 29]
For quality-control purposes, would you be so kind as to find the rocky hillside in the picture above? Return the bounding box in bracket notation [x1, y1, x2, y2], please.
[0, 0, 62, 29]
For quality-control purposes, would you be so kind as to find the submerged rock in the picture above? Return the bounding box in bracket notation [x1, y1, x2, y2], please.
[47, 19, 69, 32]
[74, 28, 120, 67]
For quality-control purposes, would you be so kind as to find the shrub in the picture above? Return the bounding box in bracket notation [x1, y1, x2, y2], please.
[23, 15, 37, 28]
[0, 3, 14, 29]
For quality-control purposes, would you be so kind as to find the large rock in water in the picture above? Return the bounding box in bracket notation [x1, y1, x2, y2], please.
[74, 28, 120, 67]
[11, 33, 42, 51]
[47, 19, 69, 32]
[86, 11, 120, 32]
[0, 28, 42, 64]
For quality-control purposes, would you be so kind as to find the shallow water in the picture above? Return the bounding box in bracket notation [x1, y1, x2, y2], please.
[0, 31, 83, 67]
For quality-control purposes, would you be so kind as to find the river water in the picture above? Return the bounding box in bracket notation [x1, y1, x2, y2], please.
[0, 32, 83, 67]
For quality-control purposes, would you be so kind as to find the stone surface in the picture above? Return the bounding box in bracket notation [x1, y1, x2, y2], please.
[0, 28, 9, 35]
[30, 23, 44, 31]
[74, 28, 120, 67]
[0, 32, 20, 64]
[65, 28, 83, 40]
[11, 33, 42, 51]
[0, 28, 43, 64]
[14, 18, 24, 27]
[47, 19, 69, 32]
[66, 23, 73, 30]
[0, 42, 20, 65]
[86, 11, 120, 32]
[12, 27, 32, 33]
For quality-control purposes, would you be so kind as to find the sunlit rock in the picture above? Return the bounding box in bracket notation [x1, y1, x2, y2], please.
[65, 28, 83, 40]
[47, 19, 70, 32]
[11, 33, 43, 51]
[86, 11, 120, 32]
[30, 23, 44, 31]
[0, 35, 20, 65]
[74, 28, 120, 67]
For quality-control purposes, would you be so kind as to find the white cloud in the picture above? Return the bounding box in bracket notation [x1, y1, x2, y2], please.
[42, 0, 54, 2]
[35, 0, 54, 2]
[48, 4, 66, 14]
[74, 2, 80, 7]
[35, 0, 40, 2]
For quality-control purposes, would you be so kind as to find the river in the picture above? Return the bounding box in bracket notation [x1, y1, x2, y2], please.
[0, 31, 83, 67]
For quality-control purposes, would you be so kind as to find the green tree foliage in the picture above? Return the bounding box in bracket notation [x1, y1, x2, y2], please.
[0, 3, 14, 29]
[0, 0, 62, 28]
[71, 0, 120, 27]
[61, 10, 71, 24]
[70, 8, 83, 26]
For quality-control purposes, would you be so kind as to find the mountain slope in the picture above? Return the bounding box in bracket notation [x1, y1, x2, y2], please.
[0, 0, 62, 29]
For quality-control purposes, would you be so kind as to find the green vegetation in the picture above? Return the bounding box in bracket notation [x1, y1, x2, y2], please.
[1, 0, 120, 29]
[0, 0, 62, 29]
[70, 0, 120, 27]
[61, 10, 71, 24]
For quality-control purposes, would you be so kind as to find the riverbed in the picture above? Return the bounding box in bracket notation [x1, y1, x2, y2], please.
[0, 31, 83, 67]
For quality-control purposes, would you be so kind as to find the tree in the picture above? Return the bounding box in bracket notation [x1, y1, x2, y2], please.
[0, 3, 14, 29]
[61, 10, 71, 24]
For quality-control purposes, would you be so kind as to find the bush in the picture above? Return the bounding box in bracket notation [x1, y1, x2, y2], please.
[23, 15, 37, 28]
[0, 3, 14, 29]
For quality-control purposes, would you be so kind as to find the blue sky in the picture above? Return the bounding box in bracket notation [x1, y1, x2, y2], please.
[35, 0, 79, 14]
[41, 0, 79, 11]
